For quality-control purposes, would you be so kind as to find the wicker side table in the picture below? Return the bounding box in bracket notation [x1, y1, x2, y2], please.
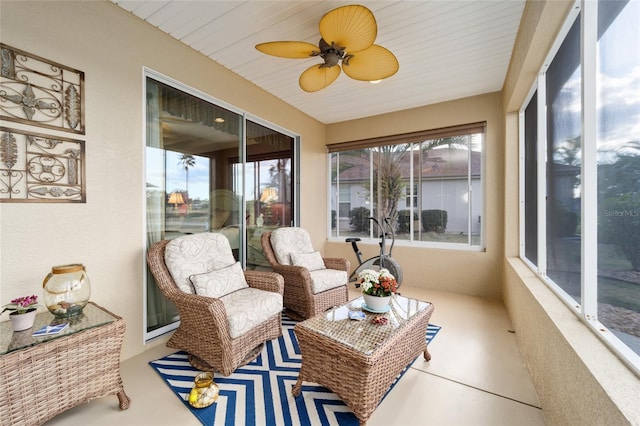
[292, 295, 434, 425]
[0, 302, 130, 425]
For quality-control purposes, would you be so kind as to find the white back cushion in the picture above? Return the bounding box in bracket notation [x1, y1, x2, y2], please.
[165, 233, 236, 294]
[270, 227, 314, 265]
[290, 251, 325, 271]
[190, 262, 248, 298]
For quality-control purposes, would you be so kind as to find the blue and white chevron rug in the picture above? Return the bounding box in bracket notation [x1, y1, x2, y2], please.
[149, 316, 440, 426]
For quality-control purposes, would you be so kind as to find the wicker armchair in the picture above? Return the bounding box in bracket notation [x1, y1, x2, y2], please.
[147, 233, 284, 376]
[260, 227, 349, 320]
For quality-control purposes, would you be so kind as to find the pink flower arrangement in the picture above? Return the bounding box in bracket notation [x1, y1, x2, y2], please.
[2, 294, 39, 314]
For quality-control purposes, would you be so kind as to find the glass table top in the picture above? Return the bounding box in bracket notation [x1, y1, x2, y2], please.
[297, 294, 431, 356]
[0, 302, 116, 355]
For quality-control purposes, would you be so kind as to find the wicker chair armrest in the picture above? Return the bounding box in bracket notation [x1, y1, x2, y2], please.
[244, 270, 284, 295]
[271, 264, 311, 283]
[322, 257, 350, 273]
[169, 292, 230, 335]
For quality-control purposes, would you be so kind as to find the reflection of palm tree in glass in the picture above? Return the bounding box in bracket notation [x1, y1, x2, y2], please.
[178, 154, 195, 202]
[268, 159, 290, 193]
[344, 146, 410, 225]
[267, 159, 290, 225]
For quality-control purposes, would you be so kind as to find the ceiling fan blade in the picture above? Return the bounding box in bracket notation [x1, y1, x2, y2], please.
[319, 5, 377, 53]
[299, 64, 341, 92]
[255, 41, 319, 59]
[342, 45, 399, 81]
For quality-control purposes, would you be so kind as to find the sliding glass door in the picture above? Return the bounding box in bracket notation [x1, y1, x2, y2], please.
[144, 72, 296, 339]
[242, 120, 294, 269]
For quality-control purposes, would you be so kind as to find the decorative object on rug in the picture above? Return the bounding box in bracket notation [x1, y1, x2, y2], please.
[2, 294, 39, 331]
[43, 263, 91, 317]
[188, 372, 220, 409]
[150, 316, 440, 426]
[0, 43, 85, 134]
[358, 268, 398, 312]
[0, 127, 86, 203]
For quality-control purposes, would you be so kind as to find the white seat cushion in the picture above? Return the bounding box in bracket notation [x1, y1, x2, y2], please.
[189, 262, 248, 298]
[165, 233, 236, 294]
[309, 269, 348, 294]
[270, 227, 314, 265]
[220, 288, 283, 339]
[290, 251, 326, 271]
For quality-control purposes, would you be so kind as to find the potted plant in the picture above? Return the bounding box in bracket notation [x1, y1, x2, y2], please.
[358, 268, 398, 312]
[3, 295, 39, 331]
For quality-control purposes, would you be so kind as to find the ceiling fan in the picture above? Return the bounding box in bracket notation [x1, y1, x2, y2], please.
[255, 4, 399, 93]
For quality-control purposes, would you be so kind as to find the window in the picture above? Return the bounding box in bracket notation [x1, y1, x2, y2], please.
[519, 0, 640, 374]
[144, 72, 297, 340]
[406, 184, 417, 208]
[328, 123, 484, 249]
[339, 186, 351, 218]
[596, 0, 640, 365]
[546, 14, 582, 304]
[523, 91, 538, 265]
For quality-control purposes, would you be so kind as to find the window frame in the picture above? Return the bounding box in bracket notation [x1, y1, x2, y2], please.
[327, 122, 486, 251]
[518, 0, 640, 376]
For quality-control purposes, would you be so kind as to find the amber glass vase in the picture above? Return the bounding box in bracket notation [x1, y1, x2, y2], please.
[188, 372, 219, 408]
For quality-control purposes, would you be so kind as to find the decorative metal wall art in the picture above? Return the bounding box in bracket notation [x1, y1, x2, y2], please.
[0, 127, 85, 202]
[1, 44, 85, 134]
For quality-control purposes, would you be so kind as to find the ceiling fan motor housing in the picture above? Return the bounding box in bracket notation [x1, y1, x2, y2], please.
[319, 39, 345, 67]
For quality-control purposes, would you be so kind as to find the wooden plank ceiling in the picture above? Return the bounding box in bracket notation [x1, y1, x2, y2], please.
[112, 0, 525, 124]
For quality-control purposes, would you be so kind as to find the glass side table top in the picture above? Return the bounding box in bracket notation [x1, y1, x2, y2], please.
[0, 302, 116, 355]
[297, 294, 431, 356]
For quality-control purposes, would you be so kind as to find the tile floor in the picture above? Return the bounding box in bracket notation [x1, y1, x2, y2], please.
[46, 286, 546, 425]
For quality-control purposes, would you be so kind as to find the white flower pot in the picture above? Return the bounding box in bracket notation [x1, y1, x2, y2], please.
[363, 294, 391, 311]
[9, 308, 37, 332]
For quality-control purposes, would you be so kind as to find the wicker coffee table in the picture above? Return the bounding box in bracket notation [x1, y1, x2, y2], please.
[292, 294, 434, 425]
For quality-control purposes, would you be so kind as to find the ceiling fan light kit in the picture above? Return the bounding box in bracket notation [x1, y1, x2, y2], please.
[255, 4, 399, 92]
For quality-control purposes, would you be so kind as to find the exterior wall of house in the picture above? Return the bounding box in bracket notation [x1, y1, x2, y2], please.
[326, 92, 504, 298]
[502, 1, 640, 424]
[332, 178, 482, 235]
[0, 0, 327, 360]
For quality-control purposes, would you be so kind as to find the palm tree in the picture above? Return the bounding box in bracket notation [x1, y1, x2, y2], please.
[178, 154, 195, 202]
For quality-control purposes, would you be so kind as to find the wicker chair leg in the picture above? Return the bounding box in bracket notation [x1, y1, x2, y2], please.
[188, 355, 216, 372]
[187, 343, 265, 374]
[285, 309, 306, 321]
[117, 390, 131, 410]
[241, 342, 265, 365]
[423, 346, 432, 362]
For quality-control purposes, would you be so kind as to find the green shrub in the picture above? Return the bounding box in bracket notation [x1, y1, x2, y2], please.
[349, 207, 371, 232]
[397, 209, 417, 233]
[422, 209, 447, 233]
[331, 210, 336, 229]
